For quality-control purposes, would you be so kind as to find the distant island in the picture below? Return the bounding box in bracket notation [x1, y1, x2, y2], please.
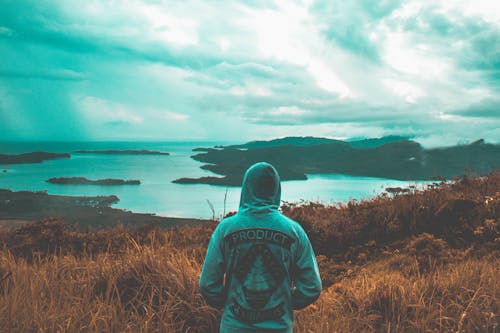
[173, 137, 500, 186]
[75, 149, 170, 155]
[0, 151, 70, 165]
[221, 135, 409, 150]
[0, 189, 208, 229]
[47, 177, 141, 185]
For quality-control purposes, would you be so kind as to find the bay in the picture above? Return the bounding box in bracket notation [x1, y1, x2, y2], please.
[0, 141, 427, 219]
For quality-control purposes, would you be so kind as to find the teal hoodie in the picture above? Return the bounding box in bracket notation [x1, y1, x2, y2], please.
[199, 162, 322, 333]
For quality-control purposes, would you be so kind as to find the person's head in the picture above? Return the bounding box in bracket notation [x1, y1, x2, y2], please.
[239, 162, 281, 212]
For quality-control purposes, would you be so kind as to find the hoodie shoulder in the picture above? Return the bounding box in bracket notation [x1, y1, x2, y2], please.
[267, 213, 307, 243]
[214, 214, 239, 234]
[281, 214, 305, 233]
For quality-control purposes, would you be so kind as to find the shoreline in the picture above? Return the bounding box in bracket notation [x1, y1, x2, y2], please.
[0, 188, 210, 230]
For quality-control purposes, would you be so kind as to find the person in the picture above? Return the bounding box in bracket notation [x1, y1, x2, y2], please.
[199, 162, 322, 332]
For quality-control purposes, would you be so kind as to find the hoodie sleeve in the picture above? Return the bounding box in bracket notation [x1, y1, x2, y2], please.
[199, 224, 226, 308]
[291, 226, 322, 310]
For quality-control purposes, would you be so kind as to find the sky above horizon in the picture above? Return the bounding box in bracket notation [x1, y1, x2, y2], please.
[0, 0, 499, 146]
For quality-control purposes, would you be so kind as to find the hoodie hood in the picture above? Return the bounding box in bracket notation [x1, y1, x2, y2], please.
[239, 162, 281, 212]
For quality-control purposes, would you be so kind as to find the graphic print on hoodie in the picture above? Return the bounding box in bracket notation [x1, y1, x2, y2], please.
[227, 228, 291, 323]
[200, 162, 322, 332]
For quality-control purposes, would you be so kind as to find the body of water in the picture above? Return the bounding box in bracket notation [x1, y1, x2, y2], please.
[0, 141, 428, 218]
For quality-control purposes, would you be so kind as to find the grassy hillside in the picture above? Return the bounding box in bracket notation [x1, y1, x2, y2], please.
[0, 173, 498, 332]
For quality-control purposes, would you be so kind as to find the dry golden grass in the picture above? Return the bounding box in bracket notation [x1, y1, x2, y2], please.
[0, 236, 497, 332]
[0, 241, 219, 332]
[0, 173, 498, 332]
[295, 255, 498, 332]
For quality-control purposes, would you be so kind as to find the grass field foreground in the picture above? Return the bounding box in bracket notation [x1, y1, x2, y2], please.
[0, 173, 498, 332]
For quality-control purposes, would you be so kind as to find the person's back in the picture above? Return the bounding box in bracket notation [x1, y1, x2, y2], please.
[199, 162, 322, 332]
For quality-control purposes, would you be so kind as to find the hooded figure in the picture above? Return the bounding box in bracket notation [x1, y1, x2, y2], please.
[199, 162, 322, 332]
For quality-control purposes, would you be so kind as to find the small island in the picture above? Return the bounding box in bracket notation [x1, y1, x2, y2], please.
[47, 177, 141, 185]
[75, 149, 169, 155]
[173, 176, 232, 185]
[0, 152, 71, 165]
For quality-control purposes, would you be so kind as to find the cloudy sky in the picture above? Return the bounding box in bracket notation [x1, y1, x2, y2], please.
[0, 0, 499, 146]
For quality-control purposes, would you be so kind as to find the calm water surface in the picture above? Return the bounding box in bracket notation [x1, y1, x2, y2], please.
[0, 142, 427, 218]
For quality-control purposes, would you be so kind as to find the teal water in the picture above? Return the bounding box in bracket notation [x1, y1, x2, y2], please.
[0, 142, 426, 219]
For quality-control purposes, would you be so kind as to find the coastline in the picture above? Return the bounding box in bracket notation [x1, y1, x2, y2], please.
[2, 139, 497, 219]
[0, 188, 210, 230]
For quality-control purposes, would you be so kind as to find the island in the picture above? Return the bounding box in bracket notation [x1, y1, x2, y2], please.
[47, 177, 141, 185]
[221, 135, 408, 150]
[0, 188, 208, 230]
[0, 151, 71, 165]
[75, 149, 169, 155]
[173, 137, 500, 186]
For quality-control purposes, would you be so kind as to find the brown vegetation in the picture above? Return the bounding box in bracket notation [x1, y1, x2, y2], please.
[0, 173, 498, 332]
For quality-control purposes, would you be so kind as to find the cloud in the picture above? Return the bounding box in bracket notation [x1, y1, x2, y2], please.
[0, 0, 498, 145]
[453, 98, 500, 118]
[77, 96, 144, 125]
[0, 69, 86, 81]
[0, 26, 14, 37]
[163, 111, 190, 121]
[73, 94, 197, 139]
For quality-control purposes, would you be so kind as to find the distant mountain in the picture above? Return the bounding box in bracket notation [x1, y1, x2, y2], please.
[0, 151, 70, 165]
[222, 135, 407, 150]
[174, 137, 500, 186]
[222, 136, 342, 149]
[346, 135, 410, 148]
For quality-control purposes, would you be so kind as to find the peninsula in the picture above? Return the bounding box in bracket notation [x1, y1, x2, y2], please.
[47, 177, 141, 185]
[75, 149, 169, 155]
[0, 151, 70, 165]
[173, 137, 500, 186]
[0, 189, 208, 230]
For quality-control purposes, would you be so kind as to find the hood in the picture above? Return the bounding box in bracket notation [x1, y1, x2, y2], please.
[239, 162, 281, 212]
